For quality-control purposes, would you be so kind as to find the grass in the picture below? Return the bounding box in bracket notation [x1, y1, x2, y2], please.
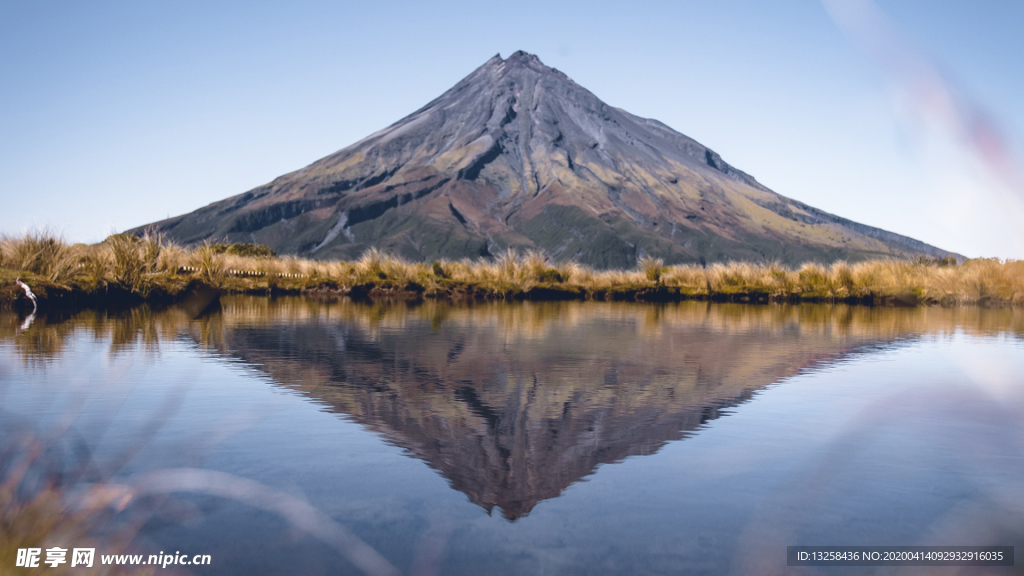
[0, 429, 150, 576]
[1, 232, 1023, 308]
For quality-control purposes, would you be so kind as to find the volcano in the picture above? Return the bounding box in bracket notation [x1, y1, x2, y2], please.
[134, 51, 959, 267]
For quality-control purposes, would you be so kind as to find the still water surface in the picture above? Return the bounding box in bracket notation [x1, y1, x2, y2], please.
[2, 299, 1023, 575]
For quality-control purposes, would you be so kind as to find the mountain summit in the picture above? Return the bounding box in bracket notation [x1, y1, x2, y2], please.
[135, 51, 958, 267]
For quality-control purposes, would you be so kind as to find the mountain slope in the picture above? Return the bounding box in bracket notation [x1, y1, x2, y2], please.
[133, 51, 960, 267]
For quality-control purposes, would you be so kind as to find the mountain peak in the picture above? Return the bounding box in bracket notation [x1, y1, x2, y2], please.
[135, 52, 961, 267]
[473, 50, 560, 82]
[503, 49, 543, 66]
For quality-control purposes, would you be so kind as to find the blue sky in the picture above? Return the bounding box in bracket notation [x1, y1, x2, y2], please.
[2, 0, 1022, 258]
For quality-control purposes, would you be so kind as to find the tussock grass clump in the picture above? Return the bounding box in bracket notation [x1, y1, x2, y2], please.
[188, 242, 227, 288]
[106, 233, 147, 289]
[0, 230, 81, 283]
[2, 231, 1023, 307]
[797, 263, 830, 294]
[103, 232, 171, 294]
[639, 255, 665, 284]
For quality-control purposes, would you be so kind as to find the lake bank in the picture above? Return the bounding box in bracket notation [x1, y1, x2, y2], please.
[2, 232, 1022, 311]
[3, 269, 1022, 311]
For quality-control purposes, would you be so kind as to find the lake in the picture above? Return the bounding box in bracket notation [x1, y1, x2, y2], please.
[2, 298, 1022, 575]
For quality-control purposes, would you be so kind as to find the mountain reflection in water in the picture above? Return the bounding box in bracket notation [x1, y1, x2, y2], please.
[105, 298, 1015, 520]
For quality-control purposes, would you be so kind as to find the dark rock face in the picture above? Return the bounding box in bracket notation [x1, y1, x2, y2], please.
[135, 51, 961, 267]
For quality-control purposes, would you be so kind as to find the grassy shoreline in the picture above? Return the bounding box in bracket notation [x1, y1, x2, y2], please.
[2, 232, 1022, 310]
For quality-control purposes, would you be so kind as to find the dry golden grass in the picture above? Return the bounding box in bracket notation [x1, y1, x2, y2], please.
[1, 232, 1023, 306]
[0, 230, 81, 284]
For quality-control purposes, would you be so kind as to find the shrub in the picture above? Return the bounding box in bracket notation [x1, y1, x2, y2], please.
[432, 260, 449, 279]
[210, 243, 277, 258]
[537, 268, 563, 283]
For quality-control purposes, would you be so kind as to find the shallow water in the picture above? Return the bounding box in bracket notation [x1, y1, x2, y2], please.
[2, 299, 1023, 575]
